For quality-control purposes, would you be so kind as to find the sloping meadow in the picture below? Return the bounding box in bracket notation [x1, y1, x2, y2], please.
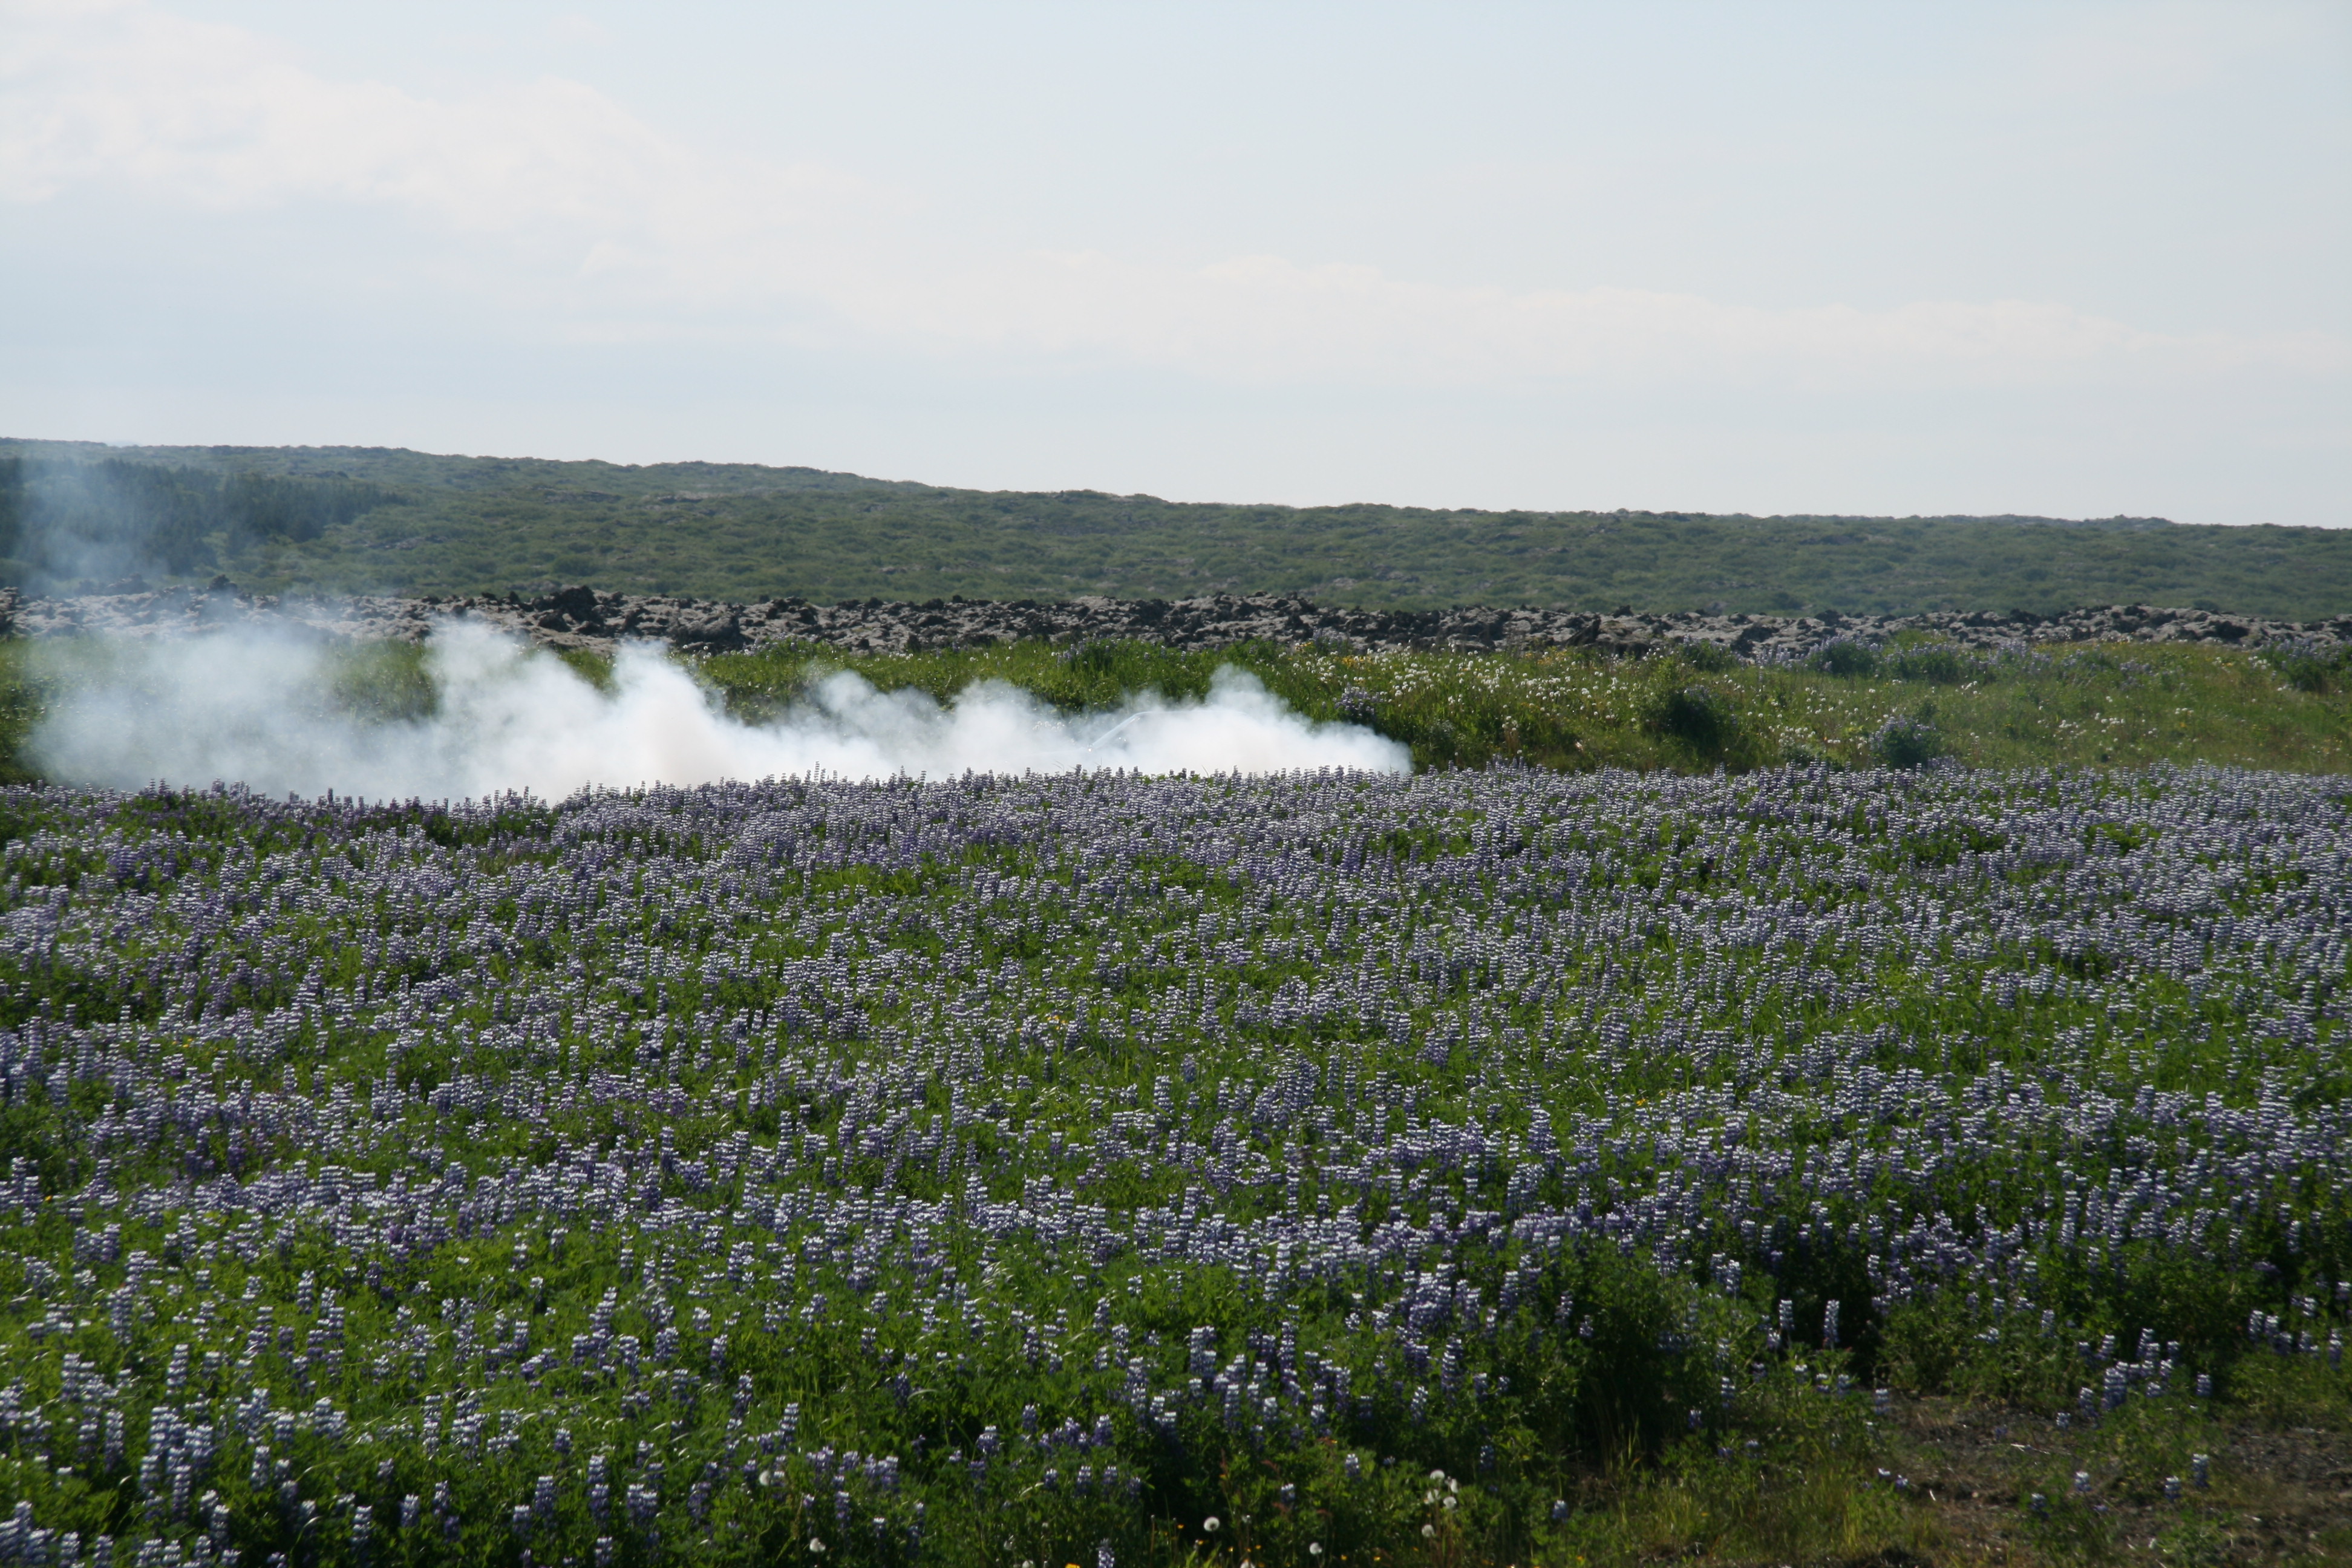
[0, 765, 2346, 1564]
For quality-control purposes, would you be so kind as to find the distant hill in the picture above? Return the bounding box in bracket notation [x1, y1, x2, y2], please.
[3, 437, 2345, 618]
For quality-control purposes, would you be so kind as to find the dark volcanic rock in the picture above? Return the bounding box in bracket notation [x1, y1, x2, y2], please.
[3, 584, 2348, 661]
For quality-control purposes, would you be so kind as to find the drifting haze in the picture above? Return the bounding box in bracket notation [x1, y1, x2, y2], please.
[27, 623, 1410, 797]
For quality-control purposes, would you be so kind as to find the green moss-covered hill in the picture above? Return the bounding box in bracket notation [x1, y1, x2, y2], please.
[4, 438, 2345, 618]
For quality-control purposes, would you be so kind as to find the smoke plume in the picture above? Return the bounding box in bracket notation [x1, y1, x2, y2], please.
[28, 621, 1410, 798]
[0, 454, 397, 591]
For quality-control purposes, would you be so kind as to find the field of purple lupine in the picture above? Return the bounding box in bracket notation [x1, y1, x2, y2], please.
[0, 763, 2346, 1566]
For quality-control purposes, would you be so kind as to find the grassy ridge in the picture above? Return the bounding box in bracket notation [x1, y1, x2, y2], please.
[697, 636, 2352, 776]
[6, 438, 2351, 616]
[5, 635, 2352, 787]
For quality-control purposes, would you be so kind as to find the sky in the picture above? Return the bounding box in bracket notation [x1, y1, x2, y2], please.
[2, 0, 2347, 523]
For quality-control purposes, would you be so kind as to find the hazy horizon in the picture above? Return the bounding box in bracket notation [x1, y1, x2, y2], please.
[4, 1, 2347, 526]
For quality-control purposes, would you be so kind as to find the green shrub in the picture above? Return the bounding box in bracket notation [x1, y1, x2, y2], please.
[1677, 641, 1740, 674]
[1882, 644, 1981, 685]
[1646, 683, 1747, 765]
[1871, 710, 1949, 769]
[2261, 642, 2349, 694]
[1808, 638, 1881, 678]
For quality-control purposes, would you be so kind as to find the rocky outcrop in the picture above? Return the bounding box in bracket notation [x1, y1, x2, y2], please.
[1, 585, 2344, 661]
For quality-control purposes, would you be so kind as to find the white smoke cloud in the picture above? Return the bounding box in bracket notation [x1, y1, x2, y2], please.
[27, 621, 1410, 799]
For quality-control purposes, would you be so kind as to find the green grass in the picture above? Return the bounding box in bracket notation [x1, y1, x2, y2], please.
[5, 635, 2352, 786]
[703, 636, 2352, 776]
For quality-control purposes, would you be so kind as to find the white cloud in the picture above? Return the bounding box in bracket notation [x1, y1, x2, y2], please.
[2018, 1, 2315, 97]
[0, 0, 871, 241]
[3, 0, 2342, 394]
[838, 250, 2344, 390]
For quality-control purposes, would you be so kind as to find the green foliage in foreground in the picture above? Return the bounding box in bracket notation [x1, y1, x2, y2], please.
[7, 437, 2351, 617]
[0, 763, 2347, 1568]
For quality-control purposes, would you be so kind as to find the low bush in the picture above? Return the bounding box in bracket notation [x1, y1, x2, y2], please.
[1808, 638, 1882, 678]
[1871, 708, 1950, 769]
